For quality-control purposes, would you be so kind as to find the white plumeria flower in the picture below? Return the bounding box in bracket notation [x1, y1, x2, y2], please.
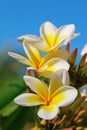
[79, 84, 87, 101]
[14, 70, 77, 120]
[8, 41, 69, 78]
[18, 21, 79, 52]
[81, 44, 87, 62]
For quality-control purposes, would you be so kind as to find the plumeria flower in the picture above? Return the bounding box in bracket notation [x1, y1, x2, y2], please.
[81, 44, 87, 62]
[18, 21, 79, 52]
[8, 41, 69, 78]
[79, 84, 87, 101]
[14, 70, 78, 120]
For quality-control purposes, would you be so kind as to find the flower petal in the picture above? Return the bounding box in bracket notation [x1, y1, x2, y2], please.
[71, 33, 80, 39]
[37, 65, 48, 72]
[27, 65, 48, 73]
[62, 70, 69, 85]
[61, 33, 80, 45]
[24, 76, 48, 100]
[39, 58, 70, 78]
[8, 52, 31, 66]
[17, 35, 39, 43]
[52, 86, 78, 107]
[57, 24, 75, 39]
[23, 41, 42, 68]
[30, 40, 50, 52]
[48, 24, 75, 48]
[49, 38, 67, 51]
[39, 49, 69, 67]
[38, 104, 59, 120]
[40, 21, 57, 47]
[14, 93, 44, 106]
[18, 34, 50, 52]
[49, 69, 69, 97]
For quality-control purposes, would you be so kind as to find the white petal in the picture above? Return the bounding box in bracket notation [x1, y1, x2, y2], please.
[62, 70, 69, 85]
[27, 65, 48, 72]
[71, 33, 80, 39]
[8, 52, 30, 66]
[14, 93, 43, 106]
[39, 58, 70, 78]
[62, 33, 80, 45]
[49, 38, 67, 51]
[29, 40, 50, 52]
[17, 35, 39, 43]
[23, 40, 42, 67]
[18, 35, 50, 52]
[40, 21, 57, 41]
[49, 69, 69, 97]
[38, 104, 59, 120]
[45, 58, 70, 71]
[24, 76, 48, 100]
[37, 65, 48, 72]
[39, 49, 69, 67]
[57, 24, 75, 38]
[52, 86, 78, 107]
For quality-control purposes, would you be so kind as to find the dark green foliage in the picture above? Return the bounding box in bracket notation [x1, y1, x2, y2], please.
[0, 53, 34, 130]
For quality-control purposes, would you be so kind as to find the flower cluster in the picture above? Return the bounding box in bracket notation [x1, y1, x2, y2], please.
[8, 22, 87, 129]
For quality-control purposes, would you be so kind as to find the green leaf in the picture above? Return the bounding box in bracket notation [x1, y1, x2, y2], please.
[0, 81, 27, 109]
[1, 107, 34, 130]
[0, 101, 19, 117]
[1, 107, 22, 130]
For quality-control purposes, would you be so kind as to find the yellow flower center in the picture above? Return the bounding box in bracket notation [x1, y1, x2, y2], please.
[46, 99, 51, 106]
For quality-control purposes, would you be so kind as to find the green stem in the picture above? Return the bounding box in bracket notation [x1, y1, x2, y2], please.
[32, 107, 41, 129]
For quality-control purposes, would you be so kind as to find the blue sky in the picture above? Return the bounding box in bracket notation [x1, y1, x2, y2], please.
[0, 0, 87, 59]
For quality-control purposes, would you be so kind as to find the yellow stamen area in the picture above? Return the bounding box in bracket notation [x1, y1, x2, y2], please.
[42, 92, 66, 112]
[46, 98, 52, 106]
